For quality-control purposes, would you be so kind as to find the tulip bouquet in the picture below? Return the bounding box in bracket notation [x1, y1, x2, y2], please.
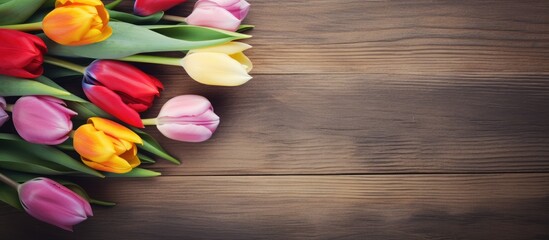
[0, 0, 252, 231]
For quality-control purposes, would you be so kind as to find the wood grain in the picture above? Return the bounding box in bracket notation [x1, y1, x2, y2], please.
[155, 0, 549, 75]
[1, 174, 548, 239]
[1, 0, 549, 238]
[139, 73, 549, 175]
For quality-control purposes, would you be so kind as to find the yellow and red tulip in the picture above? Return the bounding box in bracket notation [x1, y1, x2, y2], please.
[42, 0, 112, 46]
[73, 117, 142, 173]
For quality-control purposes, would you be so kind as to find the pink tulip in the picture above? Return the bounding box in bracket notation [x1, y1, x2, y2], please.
[13, 96, 77, 145]
[0, 97, 8, 127]
[154, 95, 220, 142]
[186, 0, 250, 31]
[18, 178, 93, 231]
[134, 0, 187, 16]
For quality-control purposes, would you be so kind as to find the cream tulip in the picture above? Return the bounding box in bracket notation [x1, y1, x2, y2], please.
[181, 42, 252, 86]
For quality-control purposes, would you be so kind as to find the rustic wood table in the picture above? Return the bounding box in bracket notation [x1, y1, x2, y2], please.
[1, 0, 549, 239]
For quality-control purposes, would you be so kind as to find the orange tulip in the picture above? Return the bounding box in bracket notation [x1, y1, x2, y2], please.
[42, 0, 112, 46]
[73, 117, 142, 173]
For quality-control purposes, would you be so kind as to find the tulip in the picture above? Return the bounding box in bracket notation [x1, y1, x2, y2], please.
[18, 177, 93, 231]
[42, 0, 112, 46]
[186, 0, 250, 31]
[0, 97, 8, 127]
[134, 0, 187, 16]
[83, 60, 163, 128]
[73, 117, 142, 173]
[0, 29, 47, 78]
[12, 96, 77, 145]
[181, 41, 252, 86]
[143, 95, 219, 142]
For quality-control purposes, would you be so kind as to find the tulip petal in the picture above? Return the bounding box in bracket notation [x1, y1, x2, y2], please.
[18, 178, 92, 232]
[0, 29, 46, 78]
[181, 52, 252, 86]
[88, 117, 143, 144]
[134, 0, 187, 16]
[230, 52, 253, 72]
[43, 1, 112, 46]
[73, 124, 116, 163]
[158, 95, 212, 118]
[82, 83, 144, 128]
[82, 155, 133, 173]
[158, 123, 214, 142]
[189, 41, 251, 55]
[119, 145, 140, 168]
[43, 7, 96, 45]
[13, 96, 76, 145]
[186, 6, 241, 31]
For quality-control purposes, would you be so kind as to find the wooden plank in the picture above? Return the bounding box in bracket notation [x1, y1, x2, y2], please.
[1, 174, 547, 239]
[135, 73, 549, 175]
[148, 0, 549, 74]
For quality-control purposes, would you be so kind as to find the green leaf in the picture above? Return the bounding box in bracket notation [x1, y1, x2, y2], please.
[132, 127, 180, 164]
[138, 153, 156, 164]
[0, 184, 22, 210]
[109, 10, 164, 24]
[0, 0, 46, 24]
[103, 167, 161, 177]
[146, 24, 252, 42]
[35, 76, 87, 102]
[44, 21, 251, 59]
[0, 134, 104, 178]
[237, 24, 255, 33]
[0, 75, 71, 98]
[43, 64, 83, 79]
[104, 0, 123, 9]
[68, 101, 112, 120]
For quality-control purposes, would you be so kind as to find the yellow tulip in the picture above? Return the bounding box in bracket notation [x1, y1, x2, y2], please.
[73, 117, 142, 173]
[42, 0, 112, 46]
[181, 42, 253, 86]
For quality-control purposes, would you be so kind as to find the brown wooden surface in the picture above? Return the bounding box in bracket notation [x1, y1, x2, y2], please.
[1, 0, 549, 239]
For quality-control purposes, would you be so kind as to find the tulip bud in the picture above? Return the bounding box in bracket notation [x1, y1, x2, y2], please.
[83, 60, 163, 128]
[18, 177, 93, 231]
[0, 29, 47, 78]
[73, 117, 143, 173]
[134, 0, 187, 16]
[42, 0, 113, 46]
[186, 0, 250, 31]
[181, 42, 252, 86]
[154, 95, 219, 142]
[12, 96, 77, 145]
[0, 97, 8, 127]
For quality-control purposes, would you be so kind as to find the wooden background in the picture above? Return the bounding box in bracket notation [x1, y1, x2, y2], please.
[1, 0, 549, 239]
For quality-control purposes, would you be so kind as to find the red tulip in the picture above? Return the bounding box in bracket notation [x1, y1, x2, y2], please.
[0, 29, 47, 78]
[82, 60, 163, 128]
[134, 0, 187, 16]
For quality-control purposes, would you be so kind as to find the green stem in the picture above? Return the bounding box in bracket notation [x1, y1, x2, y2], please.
[43, 56, 87, 74]
[141, 118, 157, 125]
[0, 21, 42, 31]
[118, 55, 182, 66]
[0, 172, 20, 189]
[4, 104, 13, 112]
[162, 14, 187, 23]
[105, 0, 124, 9]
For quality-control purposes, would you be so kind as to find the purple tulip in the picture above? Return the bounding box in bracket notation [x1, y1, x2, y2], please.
[18, 178, 93, 231]
[13, 96, 77, 145]
[155, 95, 220, 142]
[186, 0, 250, 31]
[0, 97, 8, 127]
